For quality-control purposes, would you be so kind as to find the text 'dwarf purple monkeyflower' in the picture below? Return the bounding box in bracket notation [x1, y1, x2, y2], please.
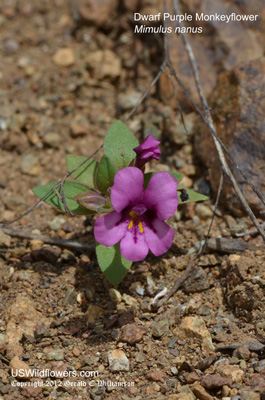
[94, 167, 178, 261]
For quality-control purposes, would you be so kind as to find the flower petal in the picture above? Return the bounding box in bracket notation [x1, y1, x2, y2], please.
[133, 135, 161, 160]
[94, 211, 127, 246]
[120, 230, 149, 262]
[111, 167, 144, 213]
[144, 217, 174, 256]
[142, 172, 178, 220]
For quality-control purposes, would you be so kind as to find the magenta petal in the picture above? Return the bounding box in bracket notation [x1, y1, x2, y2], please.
[143, 172, 178, 220]
[134, 135, 161, 159]
[120, 230, 149, 262]
[94, 211, 126, 246]
[144, 217, 174, 256]
[111, 167, 144, 213]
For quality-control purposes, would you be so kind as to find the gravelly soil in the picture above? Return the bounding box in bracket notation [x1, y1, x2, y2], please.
[0, 1, 265, 400]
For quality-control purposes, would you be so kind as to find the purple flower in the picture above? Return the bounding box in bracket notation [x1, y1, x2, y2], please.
[133, 135, 161, 169]
[94, 167, 178, 262]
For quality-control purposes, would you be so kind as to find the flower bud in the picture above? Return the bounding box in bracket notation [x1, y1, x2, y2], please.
[74, 191, 107, 212]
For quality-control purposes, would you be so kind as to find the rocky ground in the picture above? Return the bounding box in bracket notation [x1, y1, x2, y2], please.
[0, 1, 265, 400]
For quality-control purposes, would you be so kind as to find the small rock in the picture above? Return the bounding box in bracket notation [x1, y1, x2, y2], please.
[43, 132, 61, 148]
[86, 50, 121, 80]
[172, 393, 195, 400]
[44, 348, 64, 361]
[49, 217, 65, 231]
[0, 334, 8, 347]
[5, 343, 23, 360]
[151, 320, 169, 338]
[196, 204, 213, 220]
[254, 360, 265, 372]
[146, 370, 166, 382]
[240, 390, 260, 400]
[20, 154, 40, 176]
[192, 383, 214, 400]
[78, 0, 118, 28]
[0, 231, 11, 247]
[5, 295, 49, 344]
[108, 288, 122, 303]
[10, 356, 31, 380]
[86, 305, 102, 325]
[63, 288, 77, 306]
[182, 267, 210, 294]
[178, 317, 215, 352]
[200, 374, 232, 389]
[233, 345, 250, 360]
[31, 246, 61, 264]
[130, 281, 144, 296]
[70, 123, 88, 137]
[217, 365, 244, 383]
[34, 324, 50, 339]
[122, 294, 138, 310]
[53, 48, 75, 67]
[108, 349, 129, 372]
[120, 324, 148, 344]
[118, 91, 142, 110]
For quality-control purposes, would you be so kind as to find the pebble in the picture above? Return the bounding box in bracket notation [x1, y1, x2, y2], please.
[49, 217, 65, 231]
[118, 91, 142, 110]
[129, 281, 144, 296]
[85, 304, 102, 325]
[120, 323, 148, 344]
[63, 288, 76, 306]
[196, 204, 213, 220]
[31, 246, 61, 264]
[200, 374, 232, 389]
[108, 349, 129, 372]
[217, 364, 244, 383]
[172, 393, 195, 400]
[178, 317, 215, 352]
[44, 348, 64, 361]
[146, 370, 166, 382]
[0, 231, 11, 247]
[86, 49, 121, 79]
[20, 154, 40, 176]
[240, 390, 260, 400]
[151, 320, 169, 338]
[233, 345, 250, 360]
[10, 356, 31, 380]
[122, 293, 138, 310]
[0, 334, 8, 347]
[53, 48, 75, 67]
[70, 123, 88, 137]
[6, 295, 49, 344]
[108, 288, 122, 303]
[254, 360, 265, 372]
[192, 383, 214, 400]
[43, 132, 61, 148]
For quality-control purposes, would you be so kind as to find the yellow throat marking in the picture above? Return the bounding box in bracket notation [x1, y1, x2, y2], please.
[128, 211, 144, 233]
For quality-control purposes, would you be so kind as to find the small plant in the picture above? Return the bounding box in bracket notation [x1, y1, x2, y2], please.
[33, 120, 207, 284]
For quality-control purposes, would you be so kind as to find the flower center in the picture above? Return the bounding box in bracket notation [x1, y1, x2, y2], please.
[128, 210, 144, 234]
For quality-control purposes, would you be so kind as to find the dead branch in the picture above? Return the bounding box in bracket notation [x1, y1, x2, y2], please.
[0, 226, 94, 252]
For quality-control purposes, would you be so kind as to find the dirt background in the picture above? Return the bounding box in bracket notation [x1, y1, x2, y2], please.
[0, 1, 265, 399]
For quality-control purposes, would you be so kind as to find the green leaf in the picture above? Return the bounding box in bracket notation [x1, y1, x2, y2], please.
[144, 171, 183, 189]
[33, 181, 95, 215]
[104, 120, 139, 170]
[66, 155, 98, 187]
[96, 243, 132, 285]
[178, 186, 209, 204]
[96, 155, 117, 194]
[169, 171, 184, 183]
